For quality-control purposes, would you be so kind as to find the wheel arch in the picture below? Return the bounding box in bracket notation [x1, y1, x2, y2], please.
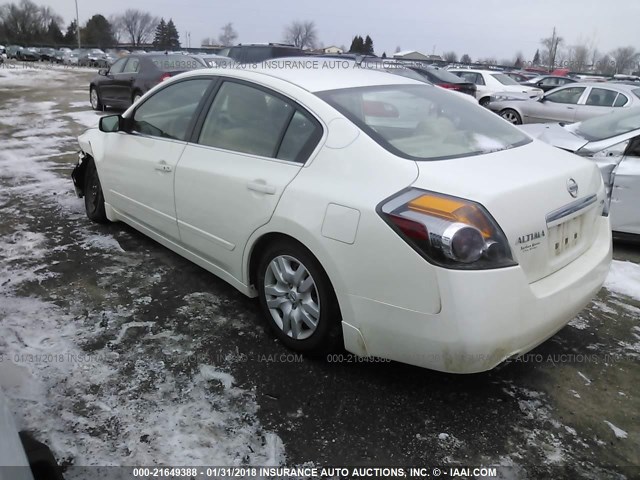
[244, 226, 350, 323]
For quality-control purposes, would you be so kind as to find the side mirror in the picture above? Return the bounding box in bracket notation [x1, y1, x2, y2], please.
[538, 96, 546, 102]
[98, 68, 108, 76]
[99, 115, 122, 133]
[536, 81, 543, 87]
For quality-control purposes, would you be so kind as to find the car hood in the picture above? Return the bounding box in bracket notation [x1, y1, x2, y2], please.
[518, 123, 589, 152]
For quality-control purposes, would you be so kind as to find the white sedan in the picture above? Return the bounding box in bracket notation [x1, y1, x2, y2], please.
[448, 68, 543, 106]
[73, 66, 611, 373]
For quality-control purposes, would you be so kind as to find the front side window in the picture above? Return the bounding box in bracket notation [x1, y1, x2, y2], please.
[132, 79, 211, 140]
[109, 57, 127, 74]
[198, 81, 294, 157]
[318, 84, 530, 161]
[586, 88, 618, 107]
[544, 87, 586, 104]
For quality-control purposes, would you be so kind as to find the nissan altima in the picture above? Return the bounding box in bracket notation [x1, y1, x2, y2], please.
[72, 67, 612, 373]
[520, 108, 640, 239]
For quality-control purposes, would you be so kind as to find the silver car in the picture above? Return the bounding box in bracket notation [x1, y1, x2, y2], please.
[520, 108, 640, 238]
[489, 82, 640, 125]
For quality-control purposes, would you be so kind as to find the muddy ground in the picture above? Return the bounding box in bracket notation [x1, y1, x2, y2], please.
[0, 62, 638, 479]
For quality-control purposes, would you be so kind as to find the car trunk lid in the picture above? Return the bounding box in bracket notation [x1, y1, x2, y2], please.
[410, 140, 606, 283]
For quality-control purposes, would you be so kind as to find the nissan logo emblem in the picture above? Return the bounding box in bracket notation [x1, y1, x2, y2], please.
[567, 178, 579, 198]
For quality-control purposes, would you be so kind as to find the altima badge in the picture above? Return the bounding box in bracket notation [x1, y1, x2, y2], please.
[567, 178, 579, 198]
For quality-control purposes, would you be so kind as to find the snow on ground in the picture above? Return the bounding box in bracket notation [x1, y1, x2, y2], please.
[605, 260, 640, 302]
[0, 67, 285, 467]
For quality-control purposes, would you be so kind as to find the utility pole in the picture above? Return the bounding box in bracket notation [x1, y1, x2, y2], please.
[75, 0, 81, 48]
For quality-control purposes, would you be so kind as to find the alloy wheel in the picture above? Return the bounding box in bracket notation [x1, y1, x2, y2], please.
[264, 255, 320, 340]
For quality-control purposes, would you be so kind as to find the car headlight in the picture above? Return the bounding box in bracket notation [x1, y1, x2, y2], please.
[378, 189, 517, 269]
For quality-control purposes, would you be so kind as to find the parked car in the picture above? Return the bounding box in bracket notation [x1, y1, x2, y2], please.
[6, 45, 23, 59]
[78, 48, 107, 67]
[199, 54, 234, 67]
[220, 43, 305, 63]
[504, 71, 538, 83]
[62, 50, 81, 65]
[448, 68, 543, 106]
[89, 54, 206, 109]
[489, 82, 640, 125]
[520, 108, 640, 238]
[405, 66, 477, 97]
[17, 48, 40, 61]
[73, 67, 611, 373]
[37, 48, 56, 62]
[520, 75, 577, 92]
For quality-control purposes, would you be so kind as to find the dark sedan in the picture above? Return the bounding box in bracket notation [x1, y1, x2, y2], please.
[407, 66, 477, 96]
[89, 54, 206, 110]
[520, 75, 577, 92]
[17, 48, 40, 61]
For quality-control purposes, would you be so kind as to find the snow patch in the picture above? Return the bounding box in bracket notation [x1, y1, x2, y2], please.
[603, 421, 628, 439]
[605, 260, 640, 302]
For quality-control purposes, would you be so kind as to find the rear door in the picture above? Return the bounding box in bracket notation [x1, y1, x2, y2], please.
[100, 78, 214, 241]
[113, 56, 140, 104]
[574, 87, 627, 122]
[524, 86, 586, 123]
[174, 79, 323, 280]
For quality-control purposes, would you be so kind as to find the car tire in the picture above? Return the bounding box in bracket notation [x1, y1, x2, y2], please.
[479, 97, 491, 107]
[500, 109, 522, 125]
[83, 158, 109, 223]
[90, 86, 103, 111]
[256, 240, 343, 355]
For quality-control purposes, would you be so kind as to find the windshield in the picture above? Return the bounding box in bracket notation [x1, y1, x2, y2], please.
[425, 68, 466, 83]
[318, 84, 531, 161]
[572, 107, 640, 142]
[492, 73, 521, 85]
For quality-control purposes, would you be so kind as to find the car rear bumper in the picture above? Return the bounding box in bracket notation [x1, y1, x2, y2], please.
[342, 216, 612, 373]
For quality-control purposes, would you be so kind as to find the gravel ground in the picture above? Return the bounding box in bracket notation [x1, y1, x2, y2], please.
[0, 62, 638, 479]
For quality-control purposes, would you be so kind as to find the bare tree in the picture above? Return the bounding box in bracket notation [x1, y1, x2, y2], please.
[283, 20, 317, 49]
[443, 51, 457, 63]
[218, 22, 238, 46]
[0, 0, 62, 43]
[109, 14, 123, 44]
[597, 53, 616, 76]
[571, 43, 590, 72]
[541, 26, 563, 70]
[460, 53, 472, 64]
[611, 46, 639, 74]
[118, 9, 158, 46]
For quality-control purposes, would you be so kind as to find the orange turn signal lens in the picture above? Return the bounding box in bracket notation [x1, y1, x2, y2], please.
[408, 194, 492, 238]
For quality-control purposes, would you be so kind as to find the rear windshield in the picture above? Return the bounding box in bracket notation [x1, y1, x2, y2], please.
[149, 55, 204, 71]
[572, 107, 640, 142]
[318, 84, 531, 161]
[491, 73, 521, 85]
[423, 68, 466, 83]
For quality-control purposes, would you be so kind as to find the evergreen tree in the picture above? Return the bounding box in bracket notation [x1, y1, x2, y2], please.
[47, 19, 65, 45]
[364, 35, 374, 55]
[153, 18, 167, 48]
[532, 49, 540, 65]
[64, 20, 78, 45]
[166, 19, 180, 49]
[81, 14, 116, 49]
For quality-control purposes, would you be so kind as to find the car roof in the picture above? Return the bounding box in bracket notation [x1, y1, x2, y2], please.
[562, 82, 639, 92]
[449, 68, 503, 74]
[179, 61, 423, 92]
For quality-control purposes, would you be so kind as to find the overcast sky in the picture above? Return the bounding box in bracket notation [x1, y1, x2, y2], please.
[45, 0, 639, 60]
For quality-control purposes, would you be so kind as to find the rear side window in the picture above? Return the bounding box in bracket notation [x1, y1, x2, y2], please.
[586, 88, 618, 107]
[614, 94, 629, 107]
[198, 81, 294, 157]
[132, 79, 211, 140]
[198, 81, 321, 162]
[277, 110, 322, 162]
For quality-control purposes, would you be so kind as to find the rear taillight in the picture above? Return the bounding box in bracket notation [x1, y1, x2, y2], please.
[438, 83, 462, 90]
[160, 72, 172, 82]
[379, 189, 517, 269]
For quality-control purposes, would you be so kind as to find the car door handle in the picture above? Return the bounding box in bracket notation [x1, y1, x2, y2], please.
[247, 181, 276, 195]
[567, 106, 575, 109]
[155, 161, 172, 173]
